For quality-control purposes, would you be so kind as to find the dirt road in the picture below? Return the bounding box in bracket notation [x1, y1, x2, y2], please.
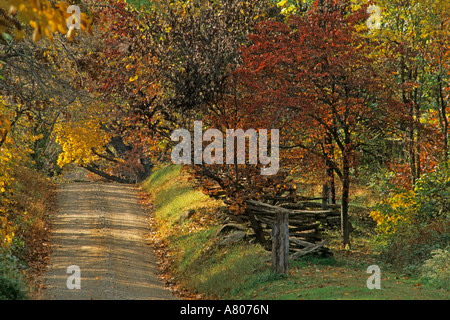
[44, 182, 175, 300]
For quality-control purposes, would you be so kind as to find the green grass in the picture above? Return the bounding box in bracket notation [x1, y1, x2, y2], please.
[141, 165, 182, 192]
[230, 255, 449, 300]
[142, 165, 212, 225]
[143, 165, 268, 298]
[142, 165, 450, 300]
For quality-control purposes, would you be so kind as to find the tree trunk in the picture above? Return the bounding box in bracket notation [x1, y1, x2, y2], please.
[82, 164, 135, 184]
[325, 166, 336, 205]
[323, 131, 336, 205]
[341, 154, 351, 248]
[414, 81, 422, 181]
[437, 74, 448, 161]
[408, 115, 417, 186]
[322, 184, 328, 209]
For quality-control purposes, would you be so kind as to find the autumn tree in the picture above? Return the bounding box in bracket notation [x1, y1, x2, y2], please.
[0, 0, 94, 174]
[237, 0, 395, 247]
[145, 0, 295, 219]
[81, 1, 289, 197]
[369, 0, 450, 188]
[0, 0, 93, 253]
[31, 0, 152, 182]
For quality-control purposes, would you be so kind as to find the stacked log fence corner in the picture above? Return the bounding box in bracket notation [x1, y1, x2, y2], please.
[245, 197, 338, 274]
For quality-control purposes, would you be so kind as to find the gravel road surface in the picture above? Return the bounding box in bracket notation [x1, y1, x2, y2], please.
[44, 182, 175, 300]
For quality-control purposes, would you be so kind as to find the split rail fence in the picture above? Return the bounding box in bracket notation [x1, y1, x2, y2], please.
[206, 182, 341, 274]
[245, 197, 340, 274]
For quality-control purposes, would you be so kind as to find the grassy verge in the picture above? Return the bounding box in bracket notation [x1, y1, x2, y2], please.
[140, 165, 269, 299]
[141, 165, 449, 300]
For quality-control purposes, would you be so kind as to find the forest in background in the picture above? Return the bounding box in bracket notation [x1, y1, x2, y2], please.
[0, 0, 449, 298]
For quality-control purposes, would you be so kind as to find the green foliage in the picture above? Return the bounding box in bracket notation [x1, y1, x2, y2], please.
[145, 165, 214, 226]
[377, 219, 449, 275]
[228, 270, 288, 297]
[291, 255, 338, 268]
[0, 251, 28, 300]
[420, 247, 450, 289]
[371, 161, 450, 237]
[274, 0, 313, 16]
[371, 161, 450, 274]
[414, 162, 450, 221]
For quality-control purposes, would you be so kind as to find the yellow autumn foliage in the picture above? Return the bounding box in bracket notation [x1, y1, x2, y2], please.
[370, 190, 418, 235]
[1, 101, 44, 249]
[0, 215, 14, 248]
[55, 117, 111, 168]
[0, 0, 93, 42]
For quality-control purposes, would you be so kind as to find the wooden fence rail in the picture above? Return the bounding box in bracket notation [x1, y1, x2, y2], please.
[245, 199, 337, 274]
[203, 182, 340, 274]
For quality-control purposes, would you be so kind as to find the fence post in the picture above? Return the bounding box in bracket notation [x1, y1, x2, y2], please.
[322, 184, 329, 209]
[272, 210, 289, 274]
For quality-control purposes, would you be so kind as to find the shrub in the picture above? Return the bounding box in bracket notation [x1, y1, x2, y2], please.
[414, 163, 450, 221]
[379, 219, 449, 274]
[371, 161, 450, 237]
[420, 247, 450, 290]
[370, 161, 450, 273]
[0, 166, 54, 299]
[0, 252, 28, 300]
[370, 190, 416, 236]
